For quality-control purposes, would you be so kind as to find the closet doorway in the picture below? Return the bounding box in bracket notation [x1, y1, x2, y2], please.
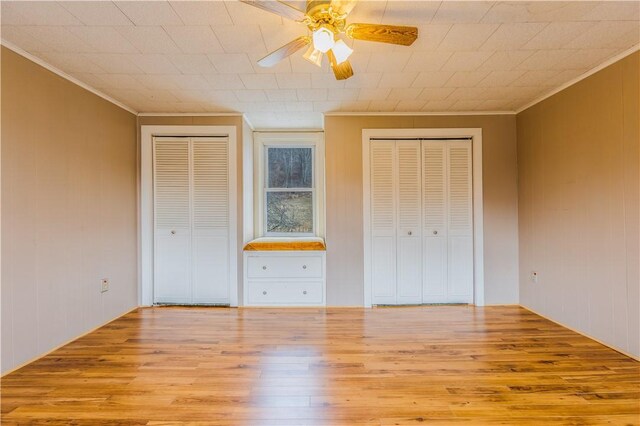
[140, 126, 238, 307]
[362, 129, 484, 307]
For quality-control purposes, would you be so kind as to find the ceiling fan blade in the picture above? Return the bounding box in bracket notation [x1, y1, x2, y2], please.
[257, 36, 311, 68]
[332, 60, 354, 80]
[240, 0, 306, 21]
[327, 50, 354, 80]
[345, 23, 418, 46]
[330, 0, 358, 15]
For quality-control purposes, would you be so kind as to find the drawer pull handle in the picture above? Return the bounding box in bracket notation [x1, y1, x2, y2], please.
[262, 266, 267, 270]
[433, 230, 438, 235]
[303, 291, 307, 295]
[262, 291, 267, 295]
[302, 265, 307, 269]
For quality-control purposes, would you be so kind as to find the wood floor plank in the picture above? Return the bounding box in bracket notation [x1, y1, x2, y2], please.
[1, 306, 638, 425]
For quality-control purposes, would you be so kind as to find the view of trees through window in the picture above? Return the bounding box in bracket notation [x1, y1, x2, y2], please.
[266, 147, 313, 233]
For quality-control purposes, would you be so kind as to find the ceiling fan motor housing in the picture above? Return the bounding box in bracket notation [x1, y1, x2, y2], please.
[305, 0, 347, 33]
[306, 0, 332, 16]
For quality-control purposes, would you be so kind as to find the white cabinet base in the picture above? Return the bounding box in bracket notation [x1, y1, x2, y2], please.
[243, 251, 326, 307]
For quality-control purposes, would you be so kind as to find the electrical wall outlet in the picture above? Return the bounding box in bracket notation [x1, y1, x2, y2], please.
[530, 271, 538, 284]
[101, 279, 109, 293]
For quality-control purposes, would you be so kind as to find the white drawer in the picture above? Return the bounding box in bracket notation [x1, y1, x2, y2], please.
[246, 281, 324, 305]
[247, 255, 323, 279]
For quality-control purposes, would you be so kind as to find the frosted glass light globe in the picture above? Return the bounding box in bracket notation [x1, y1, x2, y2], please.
[303, 45, 323, 67]
[332, 39, 353, 64]
[312, 27, 335, 53]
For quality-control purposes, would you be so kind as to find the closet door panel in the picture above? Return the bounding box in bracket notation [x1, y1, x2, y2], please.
[447, 143, 473, 301]
[423, 236, 447, 300]
[192, 138, 230, 304]
[155, 230, 191, 303]
[397, 237, 422, 302]
[372, 237, 396, 302]
[447, 144, 473, 237]
[154, 139, 191, 303]
[422, 142, 447, 303]
[192, 234, 229, 302]
[396, 142, 422, 303]
[448, 236, 473, 301]
[370, 142, 396, 304]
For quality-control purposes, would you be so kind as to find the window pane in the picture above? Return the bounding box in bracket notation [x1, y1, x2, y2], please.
[266, 191, 313, 233]
[268, 147, 313, 188]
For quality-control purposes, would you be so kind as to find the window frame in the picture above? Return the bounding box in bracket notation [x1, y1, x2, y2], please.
[254, 132, 325, 238]
[264, 145, 316, 236]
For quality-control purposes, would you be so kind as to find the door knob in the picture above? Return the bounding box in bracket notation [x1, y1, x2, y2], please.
[262, 266, 267, 270]
[262, 291, 267, 295]
[302, 265, 307, 269]
[433, 230, 438, 235]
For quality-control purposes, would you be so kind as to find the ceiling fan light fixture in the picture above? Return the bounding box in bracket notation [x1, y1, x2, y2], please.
[240, 0, 419, 81]
[331, 39, 353, 64]
[312, 26, 335, 53]
[303, 45, 323, 67]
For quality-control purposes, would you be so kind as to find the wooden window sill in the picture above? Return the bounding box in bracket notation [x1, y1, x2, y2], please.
[243, 237, 326, 251]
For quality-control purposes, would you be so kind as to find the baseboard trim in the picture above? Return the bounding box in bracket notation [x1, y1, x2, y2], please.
[481, 303, 520, 307]
[1, 306, 139, 377]
[520, 304, 639, 362]
[235, 304, 521, 308]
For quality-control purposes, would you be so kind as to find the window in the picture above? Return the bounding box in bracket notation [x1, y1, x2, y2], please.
[254, 133, 324, 237]
[266, 147, 314, 234]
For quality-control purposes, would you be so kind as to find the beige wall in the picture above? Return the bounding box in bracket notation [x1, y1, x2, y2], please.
[1, 47, 138, 373]
[517, 52, 639, 358]
[146, 114, 519, 308]
[324, 114, 520, 306]
[137, 115, 245, 304]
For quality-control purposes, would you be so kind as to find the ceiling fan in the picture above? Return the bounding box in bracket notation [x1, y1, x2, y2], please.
[241, 0, 419, 80]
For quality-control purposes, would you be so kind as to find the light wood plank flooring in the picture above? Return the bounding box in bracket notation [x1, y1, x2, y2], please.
[2, 306, 639, 425]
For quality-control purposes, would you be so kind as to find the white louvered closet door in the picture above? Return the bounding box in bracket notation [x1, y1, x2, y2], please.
[154, 138, 192, 304]
[396, 141, 422, 304]
[153, 137, 230, 305]
[446, 142, 473, 303]
[191, 137, 230, 304]
[370, 141, 397, 305]
[422, 142, 448, 302]
[421, 140, 473, 303]
[368, 138, 473, 306]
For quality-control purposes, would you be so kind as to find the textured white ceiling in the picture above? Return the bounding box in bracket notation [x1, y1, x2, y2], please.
[2, 1, 639, 125]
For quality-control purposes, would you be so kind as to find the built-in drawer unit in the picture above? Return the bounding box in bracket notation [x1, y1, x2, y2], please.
[247, 255, 323, 279]
[247, 281, 324, 305]
[243, 250, 326, 307]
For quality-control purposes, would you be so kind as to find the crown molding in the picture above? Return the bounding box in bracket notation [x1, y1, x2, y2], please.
[242, 114, 255, 130]
[251, 128, 324, 133]
[137, 112, 243, 117]
[324, 111, 516, 116]
[516, 44, 640, 114]
[1, 39, 138, 115]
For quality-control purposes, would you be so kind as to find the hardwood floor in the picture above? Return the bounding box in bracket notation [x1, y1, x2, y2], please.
[1, 306, 638, 425]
